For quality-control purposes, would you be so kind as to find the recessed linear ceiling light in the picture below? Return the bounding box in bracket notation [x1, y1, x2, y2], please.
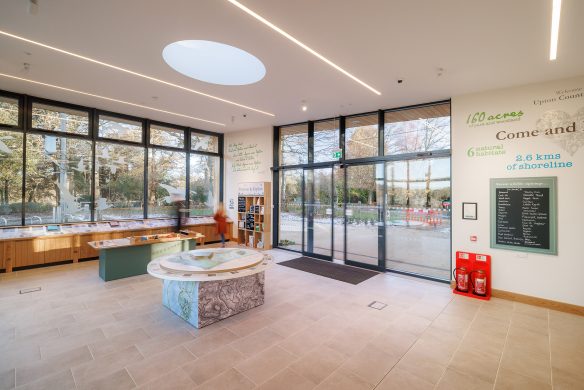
[550, 0, 562, 60]
[226, 0, 381, 96]
[163, 40, 266, 86]
[0, 29, 274, 117]
[0, 72, 225, 127]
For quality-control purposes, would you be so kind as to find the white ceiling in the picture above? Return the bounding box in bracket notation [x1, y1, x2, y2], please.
[0, 0, 583, 133]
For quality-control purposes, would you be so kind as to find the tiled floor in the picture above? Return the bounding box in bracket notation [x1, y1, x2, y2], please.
[1, 247, 583, 389]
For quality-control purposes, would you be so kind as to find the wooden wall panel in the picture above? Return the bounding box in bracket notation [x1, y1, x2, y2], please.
[0, 242, 4, 270]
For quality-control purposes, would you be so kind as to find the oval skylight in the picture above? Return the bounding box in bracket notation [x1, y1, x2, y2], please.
[162, 40, 266, 86]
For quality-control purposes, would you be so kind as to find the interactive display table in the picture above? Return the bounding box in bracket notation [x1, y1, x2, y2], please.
[147, 248, 270, 328]
[89, 233, 202, 281]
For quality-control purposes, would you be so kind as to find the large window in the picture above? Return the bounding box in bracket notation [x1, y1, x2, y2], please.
[345, 114, 378, 159]
[0, 89, 223, 227]
[98, 114, 143, 143]
[191, 132, 218, 153]
[189, 154, 219, 216]
[0, 95, 19, 127]
[31, 102, 89, 135]
[0, 130, 23, 225]
[151, 124, 185, 148]
[148, 149, 186, 218]
[280, 124, 308, 165]
[24, 134, 92, 224]
[95, 142, 145, 220]
[314, 120, 339, 163]
[384, 104, 450, 155]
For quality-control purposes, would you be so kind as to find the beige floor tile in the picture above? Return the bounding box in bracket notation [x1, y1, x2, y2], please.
[370, 328, 418, 357]
[72, 345, 143, 386]
[256, 368, 315, 390]
[223, 312, 273, 338]
[495, 367, 552, 390]
[12, 328, 60, 345]
[79, 369, 135, 390]
[289, 346, 347, 385]
[13, 369, 75, 390]
[551, 349, 584, 383]
[197, 368, 255, 390]
[127, 345, 196, 386]
[88, 328, 150, 358]
[314, 369, 372, 390]
[375, 367, 434, 390]
[135, 367, 195, 390]
[436, 367, 494, 390]
[506, 326, 549, 355]
[427, 313, 473, 339]
[0, 368, 15, 390]
[458, 329, 506, 358]
[341, 344, 400, 386]
[230, 327, 283, 357]
[500, 344, 551, 384]
[395, 351, 447, 385]
[267, 312, 315, 338]
[135, 328, 194, 357]
[324, 325, 377, 358]
[448, 347, 500, 384]
[510, 312, 549, 335]
[514, 302, 548, 319]
[0, 343, 41, 371]
[235, 346, 297, 385]
[182, 345, 245, 385]
[552, 366, 584, 390]
[278, 322, 334, 357]
[387, 313, 431, 336]
[15, 346, 93, 387]
[184, 327, 239, 357]
[40, 328, 105, 359]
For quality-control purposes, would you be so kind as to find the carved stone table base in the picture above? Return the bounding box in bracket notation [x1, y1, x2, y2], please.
[161, 272, 265, 328]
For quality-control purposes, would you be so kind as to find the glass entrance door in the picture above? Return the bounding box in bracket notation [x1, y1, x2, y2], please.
[345, 163, 383, 269]
[303, 167, 333, 259]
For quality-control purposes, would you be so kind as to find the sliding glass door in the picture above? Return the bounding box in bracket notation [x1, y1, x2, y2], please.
[345, 163, 383, 268]
[303, 167, 333, 259]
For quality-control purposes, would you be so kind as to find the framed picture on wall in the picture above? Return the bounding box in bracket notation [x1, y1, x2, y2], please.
[462, 202, 477, 220]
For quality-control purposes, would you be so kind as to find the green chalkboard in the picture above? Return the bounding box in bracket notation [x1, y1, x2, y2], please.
[490, 177, 557, 255]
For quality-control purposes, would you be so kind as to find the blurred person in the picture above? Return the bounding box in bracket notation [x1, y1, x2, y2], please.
[213, 203, 227, 247]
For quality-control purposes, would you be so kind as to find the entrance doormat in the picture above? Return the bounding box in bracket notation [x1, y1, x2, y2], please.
[278, 257, 379, 285]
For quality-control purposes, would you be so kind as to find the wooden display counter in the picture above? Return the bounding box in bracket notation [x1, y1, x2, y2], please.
[0, 219, 232, 273]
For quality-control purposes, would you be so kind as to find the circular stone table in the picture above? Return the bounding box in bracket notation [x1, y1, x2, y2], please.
[148, 248, 270, 328]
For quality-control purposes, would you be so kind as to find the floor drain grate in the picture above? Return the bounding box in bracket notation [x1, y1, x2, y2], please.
[368, 301, 387, 310]
[19, 287, 41, 294]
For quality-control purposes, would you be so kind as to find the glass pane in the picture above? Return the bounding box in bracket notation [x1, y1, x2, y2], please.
[95, 142, 145, 220]
[345, 114, 378, 159]
[98, 115, 143, 142]
[280, 124, 308, 165]
[148, 149, 186, 218]
[385, 158, 451, 280]
[25, 134, 92, 224]
[314, 120, 340, 163]
[31, 103, 89, 135]
[0, 96, 19, 126]
[278, 169, 302, 251]
[0, 130, 23, 225]
[150, 125, 185, 148]
[304, 168, 332, 256]
[346, 163, 382, 266]
[384, 104, 450, 155]
[333, 166, 345, 261]
[189, 154, 219, 216]
[191, 132, 218, 153]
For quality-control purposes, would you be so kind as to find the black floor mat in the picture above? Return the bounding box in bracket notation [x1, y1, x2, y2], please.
[278, 257, 379, 285]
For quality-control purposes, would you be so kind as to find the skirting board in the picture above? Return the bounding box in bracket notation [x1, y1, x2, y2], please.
[449, 281, 584, 317]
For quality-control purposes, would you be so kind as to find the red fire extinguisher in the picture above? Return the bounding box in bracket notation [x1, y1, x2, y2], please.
[471, 270, 487, 296]
[453, 267, 469, 292]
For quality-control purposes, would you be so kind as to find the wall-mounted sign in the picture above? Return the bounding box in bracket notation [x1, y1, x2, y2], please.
[462, 202, 478, 220]
[237, 182, 264, 196]
[331, 150, 342, 159]
[490, 177, 557, 255]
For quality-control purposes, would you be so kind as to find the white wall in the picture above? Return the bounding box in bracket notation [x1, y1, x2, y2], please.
[452, 75, 584, 306]
[224, 127, 273, 240]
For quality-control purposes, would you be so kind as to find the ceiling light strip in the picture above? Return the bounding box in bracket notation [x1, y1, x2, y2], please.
[0, 73, 225, 126]
[550, 0, 561, 60]
[0, 30, 274, 116]
[226, 0, 381, 96]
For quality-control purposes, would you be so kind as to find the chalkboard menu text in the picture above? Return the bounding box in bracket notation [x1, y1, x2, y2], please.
[490, 177, 557, 255]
